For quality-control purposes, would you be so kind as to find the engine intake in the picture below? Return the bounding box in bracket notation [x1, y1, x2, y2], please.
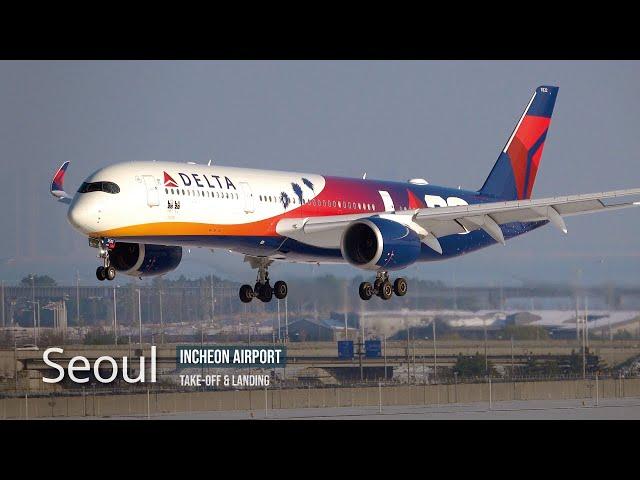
[340, 217, 421, 271]
[110, 242, 182, 277]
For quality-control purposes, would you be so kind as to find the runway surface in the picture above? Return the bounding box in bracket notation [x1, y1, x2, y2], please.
[60, 397, 640, 420]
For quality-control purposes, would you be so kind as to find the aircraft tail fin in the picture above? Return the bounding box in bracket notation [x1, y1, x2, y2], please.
[479, 86, 559, 200]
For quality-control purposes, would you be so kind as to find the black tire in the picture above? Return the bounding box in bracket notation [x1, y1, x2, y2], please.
[105, 266, 116, 281]
[394, 277, 408, 296]
[359, 282, 374, 301]
[379, 281, 393, 300]
[259, 284, 273, 303]
[96, 266, 106, 281]
[274, 280, 288, 299]
[239, 284, 254, 303]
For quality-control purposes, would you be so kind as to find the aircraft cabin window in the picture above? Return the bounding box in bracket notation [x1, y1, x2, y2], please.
[78, 181, 120, 194]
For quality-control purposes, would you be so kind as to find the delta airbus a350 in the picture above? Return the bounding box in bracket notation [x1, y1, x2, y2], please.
[50, 86, 640, 303]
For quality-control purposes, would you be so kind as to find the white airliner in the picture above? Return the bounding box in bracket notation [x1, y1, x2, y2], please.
[51, 86, 640, 302]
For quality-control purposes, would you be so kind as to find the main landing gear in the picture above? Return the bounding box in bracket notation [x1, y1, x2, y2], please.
[94, 238, 116, 282]
[359, 271, 407, 301]
[239, 261, 288, 303]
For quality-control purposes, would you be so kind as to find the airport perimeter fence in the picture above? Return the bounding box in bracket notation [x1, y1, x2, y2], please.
[2, 370, 639, 398]
[2, 374, 640, 419]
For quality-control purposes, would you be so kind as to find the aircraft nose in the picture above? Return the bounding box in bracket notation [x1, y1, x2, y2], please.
[67, 201, 96, 234]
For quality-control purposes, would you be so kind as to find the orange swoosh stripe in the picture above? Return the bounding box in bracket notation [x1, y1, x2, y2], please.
[92, 218, 279, 238]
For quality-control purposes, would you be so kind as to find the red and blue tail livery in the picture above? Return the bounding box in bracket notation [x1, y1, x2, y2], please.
[49, 85, 640, 302]
[50, 160, 72, 204]
[480, 86, 558, 200]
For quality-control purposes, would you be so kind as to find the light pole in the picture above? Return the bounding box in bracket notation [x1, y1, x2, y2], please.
[510, 335, 515, 379]
[30, 274, 36, 343]
[76, 270, 80, 327]
[277, 299, 281, 342]
[483, 318, 488, 374]
[432, 318, 438, 384]
[1, 280, 5, 327]
[383, 334, 387, 381]
[285, 297, 289, 342]
[137, 289, 142, 345]
[113, 285, 118, 346]
[159, 290, 164, 345]
[214, 275, 216, 325]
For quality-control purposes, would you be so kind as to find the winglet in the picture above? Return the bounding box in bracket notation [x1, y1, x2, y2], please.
[50, 161, 72, 204]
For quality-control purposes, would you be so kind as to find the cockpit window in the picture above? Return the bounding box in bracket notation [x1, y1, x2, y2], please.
[78, 181, 120, 194]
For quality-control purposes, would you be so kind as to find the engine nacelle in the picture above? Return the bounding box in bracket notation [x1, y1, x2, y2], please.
[110, 242, 182, 277]
[340, 217, 421, 271]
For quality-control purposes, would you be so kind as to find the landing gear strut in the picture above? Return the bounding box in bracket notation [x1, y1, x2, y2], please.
[239, 259, 288, 303]
[359, 271, 407, 301]
[94, 238, 116, 282]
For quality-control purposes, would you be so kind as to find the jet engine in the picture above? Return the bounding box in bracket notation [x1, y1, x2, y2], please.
[340, 217, 421, 271]
[109, 242, 182, 277]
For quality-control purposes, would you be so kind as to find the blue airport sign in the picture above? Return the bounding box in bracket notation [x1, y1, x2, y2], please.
[365, 340, 382, 358]
[338, 340, 354, 359]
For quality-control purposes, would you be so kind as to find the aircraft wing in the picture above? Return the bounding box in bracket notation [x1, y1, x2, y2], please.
[276, 188, 640, 253]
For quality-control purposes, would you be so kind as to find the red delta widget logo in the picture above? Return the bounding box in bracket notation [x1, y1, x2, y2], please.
[163, 171, 236, 190]
[41, 347, 157, 384]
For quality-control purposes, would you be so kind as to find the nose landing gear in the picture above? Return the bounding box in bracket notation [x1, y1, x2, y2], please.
[93, 238, 117, 282]
[238, 259, 288, 303]
[359, 271, 407, 301]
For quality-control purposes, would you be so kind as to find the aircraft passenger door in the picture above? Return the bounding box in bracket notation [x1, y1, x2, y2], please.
[239, 182, 254, 213]
[143, 175, 160, 207]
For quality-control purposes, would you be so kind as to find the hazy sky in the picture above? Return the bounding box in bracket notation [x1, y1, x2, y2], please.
[1, 60, 639, 286]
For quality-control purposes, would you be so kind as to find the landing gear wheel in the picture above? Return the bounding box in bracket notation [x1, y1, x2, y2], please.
[359, 282, 374, 301]
[239, 284, 254, 303]
[274, 280, 288, 300]
[96, 266, 106, 281]
[394, 277, 408, 296]
[258, 284, 273, 303]
[105, 266, 116, 281]
[379, 281, 393, 300]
